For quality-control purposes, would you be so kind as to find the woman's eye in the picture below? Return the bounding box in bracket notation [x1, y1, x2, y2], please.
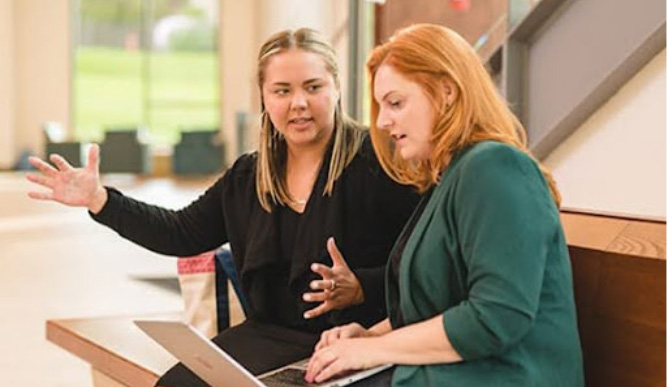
[389, 100, 402, 108]
[307, 85, 321, 92]
[275, 89, 289, 95]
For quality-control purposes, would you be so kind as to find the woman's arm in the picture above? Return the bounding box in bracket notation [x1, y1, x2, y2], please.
[369, 318, 392, 336]
[305, 315, 462, 383]
[87, 153, 262, 257]
[27, 144, 228, 256]
[90, 180, 227, 256]
[313, 317, 394, 352]
[374, 315, 462, 365]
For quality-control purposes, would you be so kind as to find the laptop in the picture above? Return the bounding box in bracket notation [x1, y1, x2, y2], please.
[135, 319, 392, 387]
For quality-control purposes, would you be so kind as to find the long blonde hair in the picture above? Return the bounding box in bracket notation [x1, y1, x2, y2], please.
[255, 28, 364, 212]
[367, 24, 561, 205]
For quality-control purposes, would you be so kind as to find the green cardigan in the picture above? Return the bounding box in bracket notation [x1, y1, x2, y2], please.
[388, 141, 584, 387]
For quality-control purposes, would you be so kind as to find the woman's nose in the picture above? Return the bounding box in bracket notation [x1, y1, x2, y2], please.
[290, 90, 307, 109]
[376, 109, 392, 131]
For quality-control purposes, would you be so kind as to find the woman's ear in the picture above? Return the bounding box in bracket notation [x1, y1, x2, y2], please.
[442, 78, 458, 107]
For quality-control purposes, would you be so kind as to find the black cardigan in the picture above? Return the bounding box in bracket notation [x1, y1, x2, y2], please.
[91, 135, 419, 330]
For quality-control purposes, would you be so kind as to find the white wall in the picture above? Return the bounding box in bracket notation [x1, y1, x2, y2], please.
[14, 0, 70, 159]
[544, 49, 666, 219]
[0, 0, 15, 169]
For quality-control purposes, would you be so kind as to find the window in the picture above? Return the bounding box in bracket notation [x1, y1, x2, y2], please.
[73, 0, 220, 145]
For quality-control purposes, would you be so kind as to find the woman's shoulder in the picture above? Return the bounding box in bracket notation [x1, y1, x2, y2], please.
[349, 130, 383, 176]
[224, 152, 258, 179]
[456, 141, 534, 174]
[214, 152, 258, 197]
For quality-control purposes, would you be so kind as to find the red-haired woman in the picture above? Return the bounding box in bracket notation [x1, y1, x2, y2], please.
[307, 24, 584, 387]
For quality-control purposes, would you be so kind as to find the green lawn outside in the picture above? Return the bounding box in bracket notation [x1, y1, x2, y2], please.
[74, 47, 220, 145]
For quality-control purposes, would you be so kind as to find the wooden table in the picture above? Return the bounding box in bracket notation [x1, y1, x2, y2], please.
[46, 313, 182, 387]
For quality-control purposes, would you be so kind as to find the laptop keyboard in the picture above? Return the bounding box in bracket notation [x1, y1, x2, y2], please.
[260, 368, 309, 387]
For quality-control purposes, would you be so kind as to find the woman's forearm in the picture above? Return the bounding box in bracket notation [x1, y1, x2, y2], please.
[369, 318, 393, 336]
[375, 315, 463, 365]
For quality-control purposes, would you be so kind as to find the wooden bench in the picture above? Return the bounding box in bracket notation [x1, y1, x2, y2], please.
[561, 210, 666, 387]
[46, 210, 665, 387]
[46, 312, 180, 387]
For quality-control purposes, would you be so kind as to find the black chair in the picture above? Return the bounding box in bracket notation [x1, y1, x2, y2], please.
[43, 122, 84, 167]
[172, 130, 225, 175]
[99, 127, 151, 174]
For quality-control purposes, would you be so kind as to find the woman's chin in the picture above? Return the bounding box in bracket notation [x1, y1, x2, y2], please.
[285, 132, 324, 148]
[398, 144, 432, 162]
[398, 147, 417, 161]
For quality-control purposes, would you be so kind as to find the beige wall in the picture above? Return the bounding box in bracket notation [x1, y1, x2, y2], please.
[0, 0, 15, 168]
[219, 0, 258, 161]
[259, 0, 331, 40]
[544, 49, 666, 219]
[13, 0, 70, 161]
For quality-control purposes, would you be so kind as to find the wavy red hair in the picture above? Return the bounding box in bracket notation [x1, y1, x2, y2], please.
[367, 24, 560, 205]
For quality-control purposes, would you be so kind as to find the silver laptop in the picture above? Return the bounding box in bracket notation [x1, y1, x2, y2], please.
[135, 320, 391, 387]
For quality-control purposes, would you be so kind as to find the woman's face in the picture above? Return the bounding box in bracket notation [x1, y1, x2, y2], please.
[261, 49, 339, 150]
[373, 64, 435, 162]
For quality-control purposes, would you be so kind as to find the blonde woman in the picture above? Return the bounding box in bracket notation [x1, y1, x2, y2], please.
[306, 24, 584, 386]
[27, 28, 418, 386]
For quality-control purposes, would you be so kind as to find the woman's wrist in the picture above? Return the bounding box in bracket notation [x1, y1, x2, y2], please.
[353, 280, 365, 305]
[88, 186, 108, 214]
[368, 319, 392, 337]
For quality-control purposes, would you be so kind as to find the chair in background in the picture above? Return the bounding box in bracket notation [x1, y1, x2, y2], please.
[172, 130, 226, 175]
[42, 122, 84, 167]
[99, 127, 151, 174]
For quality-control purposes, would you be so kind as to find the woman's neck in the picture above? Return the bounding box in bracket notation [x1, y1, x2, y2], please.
[285, 128, 333, 168]
[287, 145, 326, 169]
[284, 133, 332, 211]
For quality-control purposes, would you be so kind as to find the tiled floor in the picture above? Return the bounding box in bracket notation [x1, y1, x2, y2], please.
[0, 172, 216, 386]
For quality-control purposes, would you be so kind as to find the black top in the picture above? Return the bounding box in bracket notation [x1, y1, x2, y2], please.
[387, 187, 434, 328]
[91, 133, 419, 331]
[273, 206, 307, 330]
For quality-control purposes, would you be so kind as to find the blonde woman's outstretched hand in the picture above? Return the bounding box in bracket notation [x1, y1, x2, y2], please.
[26, 144, 108, 213]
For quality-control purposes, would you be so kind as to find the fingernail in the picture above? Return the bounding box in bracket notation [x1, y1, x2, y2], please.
[303, 312, 311, 319]
[311, 264, 318, 271]
[303, 294, 311, 301]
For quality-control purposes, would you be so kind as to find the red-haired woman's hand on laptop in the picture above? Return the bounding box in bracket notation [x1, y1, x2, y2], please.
[305, 337, 385, 384]
[315, 323, 373, 351]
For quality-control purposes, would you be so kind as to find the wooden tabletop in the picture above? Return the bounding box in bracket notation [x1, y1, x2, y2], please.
[561, 210, 666, 260]
[46, 312, 182, 387]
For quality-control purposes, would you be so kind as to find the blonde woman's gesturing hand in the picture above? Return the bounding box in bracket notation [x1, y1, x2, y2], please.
[303, 237, 365, 319]
[26, 144, 107, 213]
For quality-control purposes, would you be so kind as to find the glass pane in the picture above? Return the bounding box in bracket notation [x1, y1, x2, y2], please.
[74, 0, 220, 146]
[74, 0, 144, 141]
[146, 0, 220, 145]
